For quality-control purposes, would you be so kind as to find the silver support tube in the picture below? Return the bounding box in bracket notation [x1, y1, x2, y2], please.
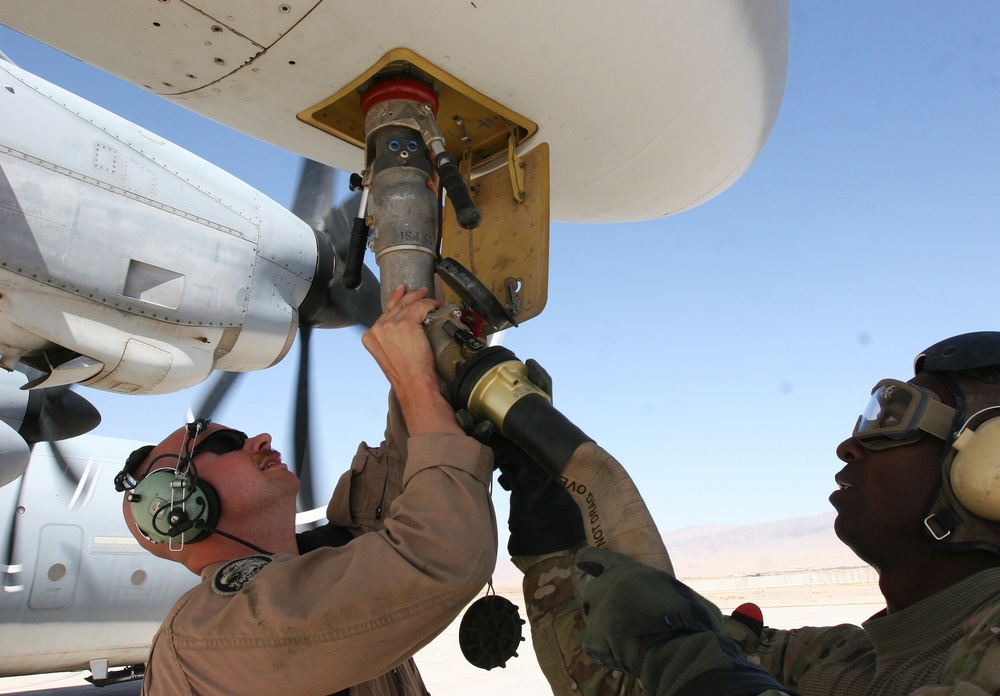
[365, 116, 439, 305]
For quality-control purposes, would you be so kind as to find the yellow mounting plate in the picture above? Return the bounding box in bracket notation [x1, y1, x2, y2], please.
[297, 48, 537, 168]
[441, 142, 549, 330]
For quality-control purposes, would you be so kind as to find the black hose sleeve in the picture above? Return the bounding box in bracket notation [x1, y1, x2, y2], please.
[503, 394, 592, 478]
[434, 151, 481, 230]
[449, 346, 591, 476]
[342, 217, 369, 290]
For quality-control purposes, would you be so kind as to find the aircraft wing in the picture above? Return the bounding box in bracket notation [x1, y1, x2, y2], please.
[0, 1, 788, 223]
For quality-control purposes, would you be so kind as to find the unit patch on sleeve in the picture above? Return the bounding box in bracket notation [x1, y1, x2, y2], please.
[212, 555, 272, 596]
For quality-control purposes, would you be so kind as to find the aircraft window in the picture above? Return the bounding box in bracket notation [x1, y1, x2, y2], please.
[92, 535, 143, 553]
[47, 563, 67, 582]
[131, 570, 148, 586]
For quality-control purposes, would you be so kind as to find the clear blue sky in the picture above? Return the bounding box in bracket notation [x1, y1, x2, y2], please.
[2, 2, 999, 537]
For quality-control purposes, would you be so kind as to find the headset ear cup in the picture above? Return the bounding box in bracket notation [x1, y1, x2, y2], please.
[951, 418, 1000, 521]
[129, 470, 177, 544]
[129, 470, 222, 544]
[188, 478, 221, 543]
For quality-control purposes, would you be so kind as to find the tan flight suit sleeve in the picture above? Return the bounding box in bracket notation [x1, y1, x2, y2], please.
[326, 391, 409, 536]
[142, 431, 497, 696]
[327, 391, 431, 696]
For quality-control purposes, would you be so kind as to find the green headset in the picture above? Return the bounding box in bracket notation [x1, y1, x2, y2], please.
[115, 420, 221, 546]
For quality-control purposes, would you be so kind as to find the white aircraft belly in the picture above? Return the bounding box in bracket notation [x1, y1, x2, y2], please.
[0, 0, 789, 223]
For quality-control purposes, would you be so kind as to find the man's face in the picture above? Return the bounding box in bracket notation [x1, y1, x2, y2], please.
[830, 372, 952, 566]
[127, 423, 300, 542]
[188, 424, 300, 518]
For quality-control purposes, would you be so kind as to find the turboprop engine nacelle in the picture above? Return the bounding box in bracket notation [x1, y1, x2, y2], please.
[0, 55, 320, 395]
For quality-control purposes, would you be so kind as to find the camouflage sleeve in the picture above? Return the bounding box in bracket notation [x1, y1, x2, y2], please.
[514, 549, 642, 696]
[724, 617, 871, 689]
[725, 601, 1000, 694]
[912, 603, 1000, 695]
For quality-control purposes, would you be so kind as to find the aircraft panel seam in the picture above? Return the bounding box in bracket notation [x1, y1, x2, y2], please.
[0, 143, 249, 241]
[5, 63, 258, 228]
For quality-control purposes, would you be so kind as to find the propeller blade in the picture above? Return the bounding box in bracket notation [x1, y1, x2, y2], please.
[192, 371, 243, 422]
[18, 386, 101, 446]
[327, 264, 382, 329]
[0, 424, 29, 489]
[324, 190, 380, 328]
[293, 325, 316, 513]
[2, 476, 27, 593]
[290, 159, 335, 235]
[324, 189, 362, 260]
[293, 160, 382, 330]
[37, 427, 81, 490]
[1, 368, 97, 488]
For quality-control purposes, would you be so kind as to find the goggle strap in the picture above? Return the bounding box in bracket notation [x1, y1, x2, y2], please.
[920, 399, 955, 441]
[924, 508, 960, 541]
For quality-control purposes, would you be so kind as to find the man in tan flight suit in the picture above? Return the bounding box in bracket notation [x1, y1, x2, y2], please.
[115, 286, 498, 696]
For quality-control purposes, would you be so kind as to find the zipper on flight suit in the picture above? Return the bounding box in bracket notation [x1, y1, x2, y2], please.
[375, 464, 389, 523]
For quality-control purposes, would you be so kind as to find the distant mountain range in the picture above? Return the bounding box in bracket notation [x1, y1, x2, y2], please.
[666, 510, 868, 579]
[493, 511, 869, 588]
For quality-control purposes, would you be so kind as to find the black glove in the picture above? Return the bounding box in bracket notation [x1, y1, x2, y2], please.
[455, 359, 581, 557]
[455, 408, 502, 447]
[296, 523, 354, 554]
[495, 439, 586, 556]
[576, 547, 797, 696]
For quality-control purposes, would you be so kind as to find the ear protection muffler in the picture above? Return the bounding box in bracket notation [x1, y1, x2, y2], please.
[949, 409, 1000, 522]
[127, 468, 221, 545]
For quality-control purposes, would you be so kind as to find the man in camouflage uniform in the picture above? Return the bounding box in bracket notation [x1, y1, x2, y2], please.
[493, 429, 646, 695]
[508, 332, 1000, 695]
[576, 332, 1000, 696]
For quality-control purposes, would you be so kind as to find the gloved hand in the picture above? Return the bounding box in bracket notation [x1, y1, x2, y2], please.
[296, 523, 354, 554]
[453, 358, 554, 448]
[575, 546, 796, 696]
[494, 439, 585, 556]
[455, 408, 502, 447]
[455, 359, 582, 557]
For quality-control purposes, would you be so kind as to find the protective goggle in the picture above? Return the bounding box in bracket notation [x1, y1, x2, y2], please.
[853, 379, 955, 451]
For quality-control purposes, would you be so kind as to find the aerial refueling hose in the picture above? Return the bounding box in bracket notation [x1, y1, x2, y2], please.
[450, 346, 673, 574]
